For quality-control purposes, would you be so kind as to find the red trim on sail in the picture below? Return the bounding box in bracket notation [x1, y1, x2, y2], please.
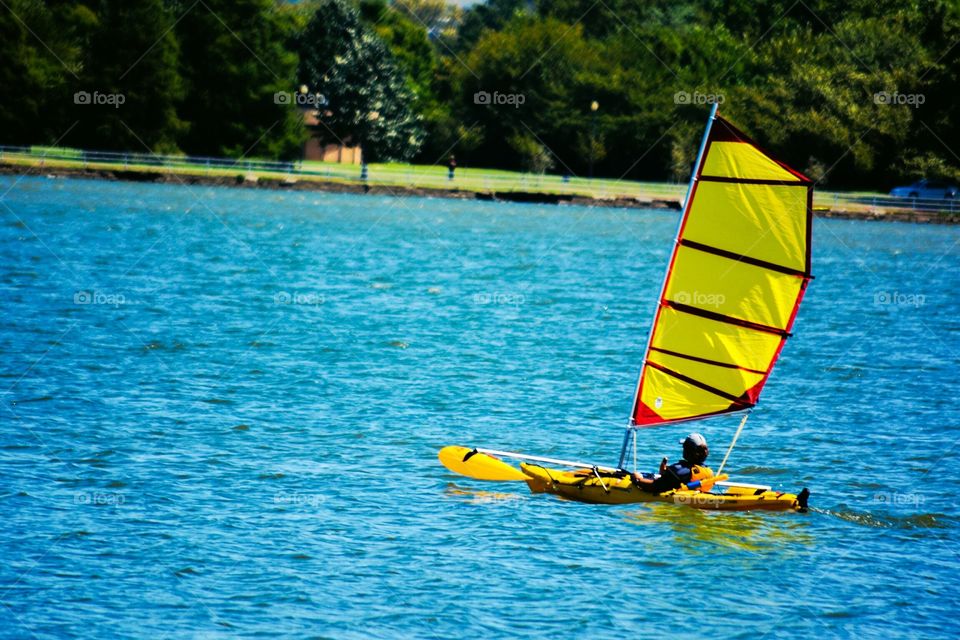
[751, 276, 811, 396]
[805, 182, 813, 276]
[634, 399, 665, 425]
[634, 399, 752, 426]
[630, 132, 714, 425]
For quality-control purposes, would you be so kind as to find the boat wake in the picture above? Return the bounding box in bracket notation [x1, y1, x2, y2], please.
[813, 507, 957, 530]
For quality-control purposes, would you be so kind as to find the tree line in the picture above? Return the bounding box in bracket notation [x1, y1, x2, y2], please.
[1, 0, 958, 188]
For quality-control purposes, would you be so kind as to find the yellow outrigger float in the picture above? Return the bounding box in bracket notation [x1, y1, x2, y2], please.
[440, 104, 813, 513]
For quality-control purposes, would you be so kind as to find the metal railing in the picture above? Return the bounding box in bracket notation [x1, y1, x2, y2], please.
[2, 144, 957, 215]
[0, 145, 301, 175]
[817, 191, 959, 214]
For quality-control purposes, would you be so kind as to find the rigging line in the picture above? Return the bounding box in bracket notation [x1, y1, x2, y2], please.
[617, 426, 634, 471]
[591, 467, 610, 493]
[717, 412, 750, 475]
[477, 448, 617, 472]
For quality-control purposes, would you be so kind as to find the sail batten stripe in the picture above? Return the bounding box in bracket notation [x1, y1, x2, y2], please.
[664, 301, 791, 337]
[648, 347, 768, 375]
[678, 239, 811, 278]
[645, 361, 756, 406]
[699, 175, 811, 186]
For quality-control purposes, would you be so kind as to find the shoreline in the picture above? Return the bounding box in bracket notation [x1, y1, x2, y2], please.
[4, 163, 959, 224]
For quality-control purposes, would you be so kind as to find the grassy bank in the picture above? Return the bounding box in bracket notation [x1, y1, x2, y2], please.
[4, 149, 959, 224]
[3, 149, 684, 203]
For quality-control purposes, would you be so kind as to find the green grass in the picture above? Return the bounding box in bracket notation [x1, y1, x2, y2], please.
[29, 145, 84, 159]
[297, 159, 687, 200]
[0, 148, 681, 200]
[6, 147, 927, 212]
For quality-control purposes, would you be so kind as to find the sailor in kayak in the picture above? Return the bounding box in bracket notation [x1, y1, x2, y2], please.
[632, 433, 715, 493]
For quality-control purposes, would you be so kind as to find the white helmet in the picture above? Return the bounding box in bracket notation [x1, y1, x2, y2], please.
[680, 433, 709, 464]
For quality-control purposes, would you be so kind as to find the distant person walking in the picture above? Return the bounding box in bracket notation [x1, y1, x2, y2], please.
[447, 155, 457, 181]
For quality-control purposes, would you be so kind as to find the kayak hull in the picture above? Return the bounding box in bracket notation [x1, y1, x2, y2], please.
[520, 463, 805, 512]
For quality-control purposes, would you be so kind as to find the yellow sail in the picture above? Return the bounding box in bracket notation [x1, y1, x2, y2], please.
[632, 110, 813, 425]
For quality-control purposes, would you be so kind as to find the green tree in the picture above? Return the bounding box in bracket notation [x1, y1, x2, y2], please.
[893, 0, 960, 185]
[297, 0, 423, 162]
[455, 0, 531, 52]
[455, 16, 622, 174]
[359, 0, 438, 100]
[0, 0, 86, 146]
[538, 0, 709, 41]
[176, 0, 303, 159]
[64, 0, 184, 153]
[1, 0, 957, 186]
[357, 0, 460, 163]
[392, 0, 457, 34]
[724, 15, 932, 187]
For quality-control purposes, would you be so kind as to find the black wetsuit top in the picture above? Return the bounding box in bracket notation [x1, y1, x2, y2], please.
[644, 459, 695, 494]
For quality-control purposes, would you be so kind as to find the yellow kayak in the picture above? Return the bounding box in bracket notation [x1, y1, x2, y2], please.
[520, 463, 808, 512]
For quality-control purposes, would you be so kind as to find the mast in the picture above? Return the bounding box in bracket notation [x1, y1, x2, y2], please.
[618, 103, 718, 469]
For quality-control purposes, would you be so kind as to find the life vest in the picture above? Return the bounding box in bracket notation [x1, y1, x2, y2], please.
[690, 465, 714, 482]
[689, 465, 715, 491]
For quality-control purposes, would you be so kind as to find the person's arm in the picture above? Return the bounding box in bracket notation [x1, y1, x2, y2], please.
[648, 473, 683, 494]
[646, 463, 691, 494]
[633, 458, 680, 493]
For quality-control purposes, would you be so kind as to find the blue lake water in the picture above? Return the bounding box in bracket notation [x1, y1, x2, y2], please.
[1, 175, 958, 638]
